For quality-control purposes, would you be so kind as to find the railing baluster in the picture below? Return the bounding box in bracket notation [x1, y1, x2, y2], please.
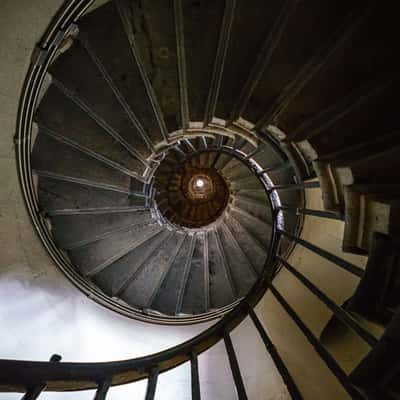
[248, 307, 303, 400]
[278, 206, 343, 221]
[49, 355, 62, 363]
[94, 377, 112, 400]
[145, 367, 159, 400]
[279, 229, 364, 278]
[21, 354, 62, 400]
[290, 78, 394, 142]
[269, 181, 320, 192]
[203, 0, 237, 125]
[269, 284, 364, 400]
[277, 256, 378, 347]
[174, 0, 190, 130]
[21, 385, 46, 400]
[190, 352, 201, 400]
[223, 332, 248, 400]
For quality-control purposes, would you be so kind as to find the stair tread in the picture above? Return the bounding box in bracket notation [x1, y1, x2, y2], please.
[206, 150, 220, 168]
[37, 177, 143, 212]
[121, 231, 183, 308]
[181, 233, 207, 315]
[224, 213, 268, 275]
[221, 157, 251, 181]
[94, 228, 169, 298]
[230, 174, 264, 191]
[251, 142, 284, 171]
[215, 0, 283, 120]
[275, 189, 302, 208]
[214, 152, 232, 171]
[232, 196, 272, 224]
[131, 0, 181, 133]
[230, 206, 273, 246]
[238, 140, 257, 155]
[311, 86, 400, 159]
[235, 189, 268, 204]
[244, 0, 361, 123]
[264, 164, 296, 186]
[49, 41, 151, 160]
[217, 223, 257, 297]
[32, 132, 132, 192]
[79, 1, 165, 145]
[36, 85, 146, 176]
[207, 230, 235, 308]
[51, 210, 152, 249]
[183, 0, 225, 122]
[151, 234, 194, 315]
[69, 223, 161, 276]
[282, 3, 396, 136]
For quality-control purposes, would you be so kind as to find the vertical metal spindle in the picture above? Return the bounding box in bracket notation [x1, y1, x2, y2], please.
[190, 352, 201, 400]
[248, 308, 303, 399]
[21, 354, 62, 400]
[94, 377, 112, 400]
[145, 367, 159, 400]
[269, 284, 365, 399]
[223, 332, 248, 400]
[21, 385, 46, 400]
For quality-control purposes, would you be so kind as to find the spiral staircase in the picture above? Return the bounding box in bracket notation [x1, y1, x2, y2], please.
[2, 0, 400, 398]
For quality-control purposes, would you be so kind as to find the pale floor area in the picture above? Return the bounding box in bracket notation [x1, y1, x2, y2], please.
[0, 1, 289, 399]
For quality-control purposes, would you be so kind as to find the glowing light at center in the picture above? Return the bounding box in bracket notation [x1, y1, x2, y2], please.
[195, 178, 205, 188]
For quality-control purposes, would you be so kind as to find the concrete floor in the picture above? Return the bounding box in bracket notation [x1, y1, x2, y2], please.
[0, 1, 289, 399]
